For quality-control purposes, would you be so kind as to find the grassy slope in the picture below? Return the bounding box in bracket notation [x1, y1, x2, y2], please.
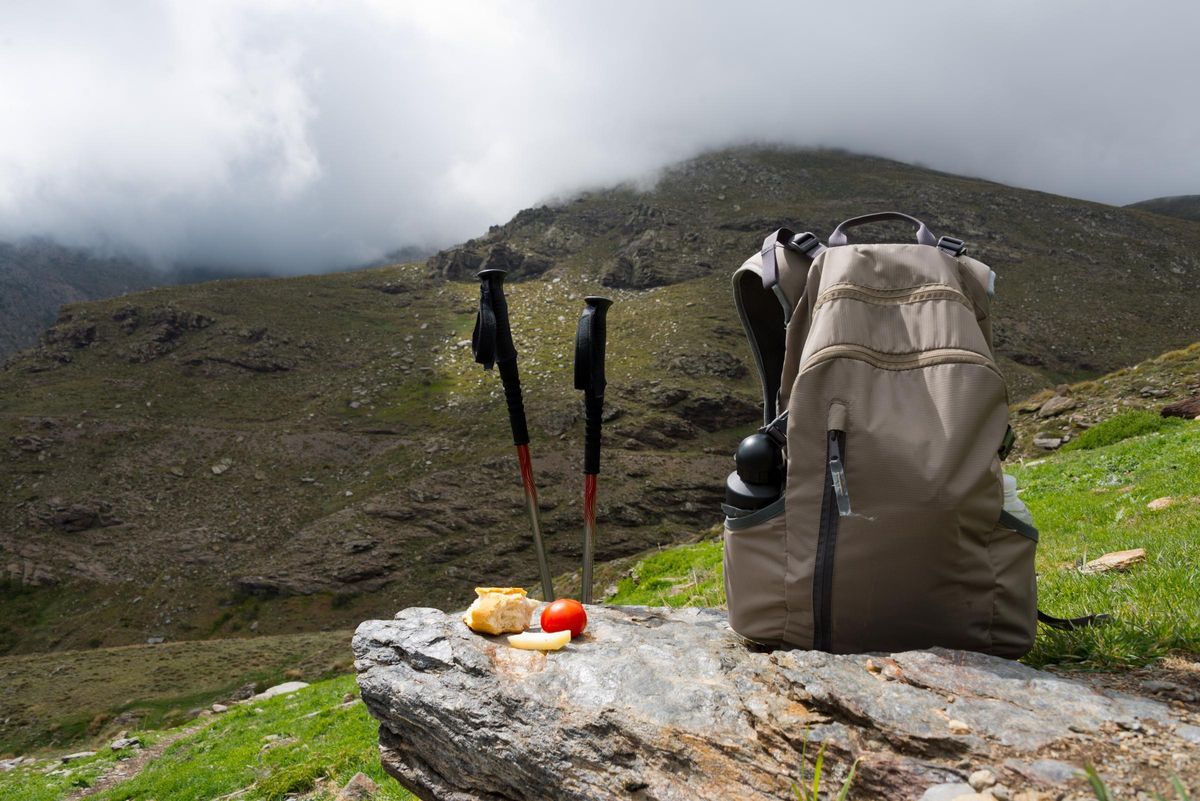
[608, 418, 1200, 669]
[1010, 342, 1200, 459]
[0, 631, 350, 756]
[0, 675, 413, 801]
[1126, 194, 1200, 223]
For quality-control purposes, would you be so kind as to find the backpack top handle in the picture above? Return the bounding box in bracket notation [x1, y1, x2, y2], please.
[828, 211, 938, 247]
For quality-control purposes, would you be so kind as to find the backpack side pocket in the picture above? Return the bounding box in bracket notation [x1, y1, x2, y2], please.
[724, 498, 787, 646]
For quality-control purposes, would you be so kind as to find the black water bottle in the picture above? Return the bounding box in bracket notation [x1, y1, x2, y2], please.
[724, 433, 784, 511]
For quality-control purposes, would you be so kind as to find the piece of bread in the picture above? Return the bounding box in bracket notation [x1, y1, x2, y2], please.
[462, 587, 538, 635]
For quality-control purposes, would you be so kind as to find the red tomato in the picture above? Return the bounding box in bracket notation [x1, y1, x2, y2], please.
[540, 598, 587, 638]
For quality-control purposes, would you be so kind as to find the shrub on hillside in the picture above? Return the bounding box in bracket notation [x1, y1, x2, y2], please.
[1064, 410, 1184, 451]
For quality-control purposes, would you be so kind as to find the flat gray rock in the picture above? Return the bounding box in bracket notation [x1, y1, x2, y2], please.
[354, 606, 1197, 801]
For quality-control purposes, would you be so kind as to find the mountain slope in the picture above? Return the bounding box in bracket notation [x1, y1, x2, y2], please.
[1127, 194, 1200, 222]
[0, 241, 166, 359]
[4, 146, 1200, 654]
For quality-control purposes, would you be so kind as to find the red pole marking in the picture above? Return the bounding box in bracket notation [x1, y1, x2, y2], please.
[516, 443, 538, 502]
[583, 473, 597, 526]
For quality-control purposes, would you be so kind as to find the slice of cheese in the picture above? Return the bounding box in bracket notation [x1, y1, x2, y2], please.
[462, 587, 538, 635]
[507, 630, 571, 651]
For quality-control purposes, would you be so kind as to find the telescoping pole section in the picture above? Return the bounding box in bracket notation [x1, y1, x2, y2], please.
[574, 296, 612, 604]
[472, 269, 555, 602]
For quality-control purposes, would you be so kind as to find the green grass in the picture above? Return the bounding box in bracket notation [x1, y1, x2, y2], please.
[606, 424, 1200, 669]
[1015, 424, 1200, 667]
[1063, 410, 1184, 452]
[0, 676, 413, 801]
[0, 631, 351, 755]
[607, 539, 725, 607]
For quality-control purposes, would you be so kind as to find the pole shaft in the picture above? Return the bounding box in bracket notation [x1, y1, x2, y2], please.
[582, 473, 597, 604]
[516, 443, 554, 601]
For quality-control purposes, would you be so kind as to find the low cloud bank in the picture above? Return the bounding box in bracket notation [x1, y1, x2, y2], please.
[1, 1, 1196, 272]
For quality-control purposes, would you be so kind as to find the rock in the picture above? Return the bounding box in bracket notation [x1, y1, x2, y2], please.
[211, 703, 229, 713]
[968, 768, 997, 791]
[919, 784, 975, 801]
[1003, 758, 1082, 785]
[211, 458, 232, 475]
[354, 606, 1188, 801]
[1140, 680, 1197, 702]
[36, 498, 121, 532]
[1036, 395, 1076, 418]
[60, 751, 95, 763]
[1139, 385, 1171, 398]
[662, 349, 748, 379]
[252, 681, 309, 701]
[1161, 396, 1200, 419]
[1031, 435, 1063, 450]
[991, 783, 1012, 800]
[109, 736, 140, 751]
[1079, 548, 1146, 574]
[337, 771, 380, 801]
[675, 393, 759, 433]
[1146, 497, 1174, 510]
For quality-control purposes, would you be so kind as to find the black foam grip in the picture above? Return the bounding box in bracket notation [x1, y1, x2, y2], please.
[498, 359, 530, 446]
[473, 270, 517, 369]
[583, 395, 603, 474]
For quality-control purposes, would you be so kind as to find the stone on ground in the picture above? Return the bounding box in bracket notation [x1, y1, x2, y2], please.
[251, 680, 309, 701]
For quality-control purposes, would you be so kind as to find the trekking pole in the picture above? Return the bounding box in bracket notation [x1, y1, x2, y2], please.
[573, 296, 612, 604]
[472, 269, 555, 602]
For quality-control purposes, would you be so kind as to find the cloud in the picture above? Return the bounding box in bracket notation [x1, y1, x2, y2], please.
[0, 0, 1196, 272]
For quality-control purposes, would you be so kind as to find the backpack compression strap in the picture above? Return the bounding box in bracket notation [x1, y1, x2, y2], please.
[1038, 610, 1112, 630]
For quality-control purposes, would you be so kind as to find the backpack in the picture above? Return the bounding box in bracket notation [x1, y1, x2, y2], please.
[722, 212, 1039, 658]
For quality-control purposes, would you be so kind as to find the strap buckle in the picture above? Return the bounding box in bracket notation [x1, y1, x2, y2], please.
[936, 235, 966, 257]
[787, 231, 825, 258]
[759, 410, 789, 449]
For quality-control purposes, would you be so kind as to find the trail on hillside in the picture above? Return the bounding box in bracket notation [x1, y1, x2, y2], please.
[66, 717, 217, 801]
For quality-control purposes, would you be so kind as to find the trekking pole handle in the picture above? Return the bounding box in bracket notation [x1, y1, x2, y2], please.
[828, 212, 937, 247]
[575, 296, 613, 474]
[473, 269, 529, 446]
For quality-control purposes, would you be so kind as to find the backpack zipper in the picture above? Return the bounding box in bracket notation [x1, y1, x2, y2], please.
[813, 428, 847, 651]
[813, 282, 972, 312]
[801, 344, 1001, 379]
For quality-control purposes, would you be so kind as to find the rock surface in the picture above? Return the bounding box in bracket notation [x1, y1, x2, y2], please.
[354, 606, 1198, 801]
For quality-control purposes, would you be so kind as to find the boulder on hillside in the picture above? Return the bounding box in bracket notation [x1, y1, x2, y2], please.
[426, 241, 551, 282]
[36, 497, 121, 532]
[354, 606, 1196, 801]
[1162, 395, 1200, 419]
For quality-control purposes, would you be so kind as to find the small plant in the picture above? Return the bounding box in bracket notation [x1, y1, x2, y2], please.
[791, 729, 860, 801]
[1083, 763, 1193, 800]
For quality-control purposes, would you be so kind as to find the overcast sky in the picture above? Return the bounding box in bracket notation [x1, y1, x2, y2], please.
[1, 1, 1197, 272]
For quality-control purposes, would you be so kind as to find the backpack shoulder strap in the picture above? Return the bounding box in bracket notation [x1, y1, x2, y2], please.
[733, 228, 825, 423]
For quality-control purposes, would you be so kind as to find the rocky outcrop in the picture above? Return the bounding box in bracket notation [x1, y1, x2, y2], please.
[36, 497, 122, 532]
[427, 241, 552, 282]
[354, 606, 1198, 801]
[125, 305, 214, 363]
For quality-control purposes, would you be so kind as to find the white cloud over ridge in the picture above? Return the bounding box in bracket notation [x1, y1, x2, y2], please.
[0, 0, 1197, 272]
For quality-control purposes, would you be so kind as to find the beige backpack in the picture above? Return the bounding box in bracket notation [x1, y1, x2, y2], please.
[723, 212, 1092, 658]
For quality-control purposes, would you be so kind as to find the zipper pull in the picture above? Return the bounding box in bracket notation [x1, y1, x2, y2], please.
[828, 432, 851, 516]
